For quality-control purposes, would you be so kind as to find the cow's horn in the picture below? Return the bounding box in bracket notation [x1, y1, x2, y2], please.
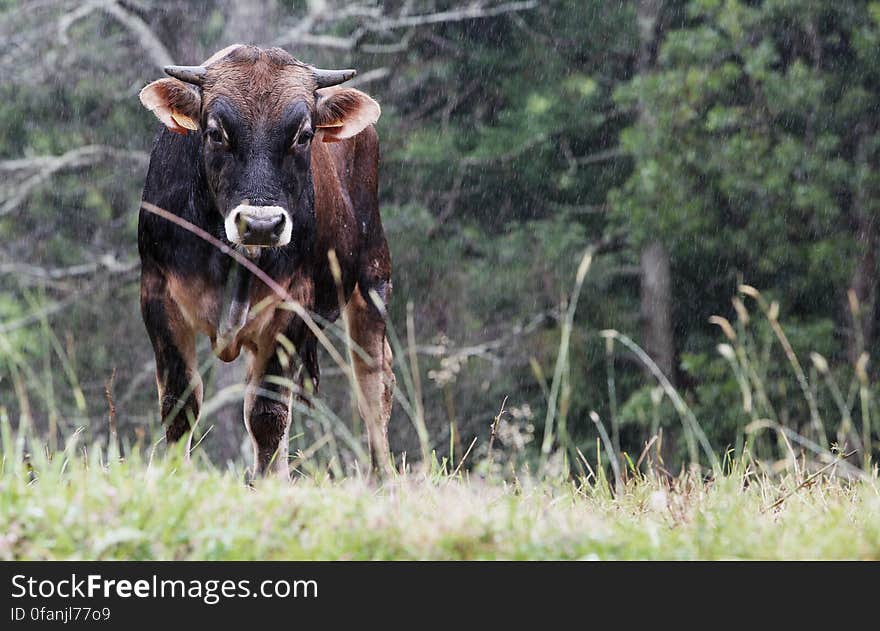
[313, 67, 357, 88]
[164, 65, 207, 86]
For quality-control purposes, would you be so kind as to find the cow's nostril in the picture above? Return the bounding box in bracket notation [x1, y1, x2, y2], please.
[271, 215, 285, 237]
[233, 211, 247, 234]
[263, 214, 282, 231]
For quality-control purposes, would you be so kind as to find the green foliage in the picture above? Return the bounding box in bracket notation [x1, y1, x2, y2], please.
[605, 0, 880, 461]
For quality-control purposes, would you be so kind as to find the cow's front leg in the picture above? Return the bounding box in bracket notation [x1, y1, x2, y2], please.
[244, 341, 294, 480]
[141, 269, 202, 446]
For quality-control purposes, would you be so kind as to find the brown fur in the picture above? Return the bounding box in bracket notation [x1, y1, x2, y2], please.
[202, 46, 317, 122]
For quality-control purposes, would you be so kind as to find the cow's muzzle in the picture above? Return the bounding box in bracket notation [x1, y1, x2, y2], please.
[225, 205, 292, 247]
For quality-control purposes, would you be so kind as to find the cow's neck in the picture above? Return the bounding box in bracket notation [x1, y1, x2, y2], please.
[217, 249, 256, 344]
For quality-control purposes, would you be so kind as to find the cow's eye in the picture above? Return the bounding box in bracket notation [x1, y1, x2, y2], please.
[295, 130, 313, 147]
[206, 126, 228, 148]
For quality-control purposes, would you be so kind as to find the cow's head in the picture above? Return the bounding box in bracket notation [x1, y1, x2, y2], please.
[139, 45, 380, 250]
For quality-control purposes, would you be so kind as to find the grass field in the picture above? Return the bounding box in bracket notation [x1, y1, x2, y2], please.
[2, 432, 878, 560]
[2, 277, 878, 560]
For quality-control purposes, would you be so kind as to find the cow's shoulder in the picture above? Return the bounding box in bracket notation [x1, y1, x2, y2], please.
[138, 127, 221, 276]
[319, 124, 379, 201]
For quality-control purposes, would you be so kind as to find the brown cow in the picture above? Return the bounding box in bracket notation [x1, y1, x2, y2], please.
[137, 45, 394, 479]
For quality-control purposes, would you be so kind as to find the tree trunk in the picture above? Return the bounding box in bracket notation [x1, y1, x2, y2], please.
[636, 0, 675, 382]
[849, 222, 877, 361]
[641, 241, 675, 379]
[637, 0, 662, 71]
[223, 0, 279, 46]
[847, 128, 877, 363]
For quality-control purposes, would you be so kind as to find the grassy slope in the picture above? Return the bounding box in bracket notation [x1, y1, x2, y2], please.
[1, 443, 879, 560]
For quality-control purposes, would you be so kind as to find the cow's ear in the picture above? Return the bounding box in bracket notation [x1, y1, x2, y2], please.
[139, 78, 201, 135]
[315, 88, 380, 142]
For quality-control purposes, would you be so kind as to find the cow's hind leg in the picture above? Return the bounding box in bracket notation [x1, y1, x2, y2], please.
[141, 270, 201, 446]
[344, 284, 395, 476]
[245, 341, 295, 480]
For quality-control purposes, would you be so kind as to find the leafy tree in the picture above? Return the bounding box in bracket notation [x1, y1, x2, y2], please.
[612, 0, 880, 457]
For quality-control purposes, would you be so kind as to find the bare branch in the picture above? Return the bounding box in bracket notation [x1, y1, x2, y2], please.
[0, 145, 148, 173]
[574, 147, 625, 166]
[418, 310, 553, 368]
[0, 255, 138, 282]
[316, 308, 556, 381]
[0, 145, 148, 216]
[276, 0, 538, 52]
[365, 1, 539, 32]
[346, 67, 391, 88]
[460, 133, 549, 166]
[57, 0, 173, 69]
[0, 269, 136, 335]
[102, 0, 174, 69]
[57, 0, 105, 46]
[287, 32, 356, 50]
